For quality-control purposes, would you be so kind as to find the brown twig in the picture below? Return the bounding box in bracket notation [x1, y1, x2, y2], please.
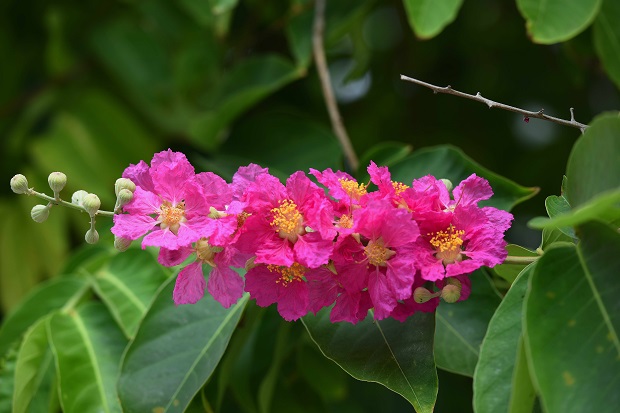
[400, 74, 589, 133]
[313, 0, 359, 171]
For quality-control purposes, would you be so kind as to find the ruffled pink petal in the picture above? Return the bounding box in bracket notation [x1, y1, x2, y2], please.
[208, 266, 244, 308]
[385, 251, 416, 300]
[453, 174, 493, 206]
[244, 173, 286, 212]
[231, 164, 269, 201]
[122, 160, 155, 192]
[481, 207, 514, 233]
[293, 232, 333, 268]
[158, 246, 193, 266]
[207, 215, 238, 246]
[367, 268, 397, 320]
[173, 261, 206, 305]
[195, 172, 233, 209]
[244, 266, 278, 307]
[307, 268, 339, 314]
[111, 213, 157, 240]
[150, 153, 195, 204]
[309, 168, 356, 204]
[123, 187, 161, 215]
[276, 280, 309, 321]
[330, 291, 363, 324]
[142, 228, 183, 250]
[254, 236, 294, 267]
[367, 161, 393, 195]
[378, 207, 419, 247]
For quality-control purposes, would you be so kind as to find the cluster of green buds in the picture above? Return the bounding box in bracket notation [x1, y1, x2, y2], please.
[414, 277, 463, 304]
[10, 172, 136, 249]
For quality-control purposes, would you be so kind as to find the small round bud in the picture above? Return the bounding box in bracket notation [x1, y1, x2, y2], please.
[116, 188, 134, 208]
[115, 178, 136, 196]
[114, 236, 132, 252]
[85, 228, 99, 244]
[82, 193, 101, 216]
[48, 172, 67, 193]
[71, 190, 88, 206]
[31, 204, 50, 223]
[440, 179, 453, 192]
[441, 284, 461, 303]
[414, 287, 434, 304]
[445, 277, 462, 289]
[10, 174, 30, 194]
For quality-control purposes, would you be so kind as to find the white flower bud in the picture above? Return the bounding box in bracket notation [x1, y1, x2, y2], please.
[31, 204, 50, 223]
[114, 236, 132, 252]
[116, 188, 134, 208]
[48, 172, 67, 194]
[115, 178, 136, 196]
[72, 190, 88, 206]
[82, 193, 101, 216]
[85, 228, 99, 244]
[10, 174, 30, 194]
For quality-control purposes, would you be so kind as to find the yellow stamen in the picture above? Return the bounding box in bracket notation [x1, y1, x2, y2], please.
[392, 181, 409, 195]
[428, 224, 465, 265]
[271, 199, 305, 242]
[338, 214, 354, 229]
[159, 201, 186, 234]
[267, 263, 306, 286]
[364, 238, 396, 267]
[339, 178, 367, 201]
[195, 238, 223, 267]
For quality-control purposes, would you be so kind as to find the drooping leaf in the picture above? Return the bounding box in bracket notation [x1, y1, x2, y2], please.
[402, 0, 464, 39]
[524, 222, 620, 413]
[302, 310, 437, 413]
[435, 270, 502, 376]
[390, 145, 538, 211]
[0, 277, 88, 358]
[357, 141, 413, 178]
[516, 0, 601, 44]
[594, 0, 620, 90]
[91, 249, 170, 339]
[118, 274, 249, 413]
[474, 265, 535, 413]
[48, 302, 127, 413]
[493, 245, 538, 284]
[12, 317, 57, 413]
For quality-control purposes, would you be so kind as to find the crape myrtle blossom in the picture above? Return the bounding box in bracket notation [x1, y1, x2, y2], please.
[111, 149, 513, 323]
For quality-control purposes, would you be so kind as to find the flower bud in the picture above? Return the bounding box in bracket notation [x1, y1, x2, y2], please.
[441, 284, 461, 303]
[414, 287, 434, 304]
[114, 236, 132, 252]
[82, 193, 101, 216]
[85, 228, 99, 244]
[31, 204, 50, 223]
[71, 190, 88, 206]
[48, 172, 67, 194]
[115, 178, 136, 196]
[10, 174, 30, 194]
[445, 277, 462, 289]
[440, 179, 453, 192]
[116, 188, 134, 208]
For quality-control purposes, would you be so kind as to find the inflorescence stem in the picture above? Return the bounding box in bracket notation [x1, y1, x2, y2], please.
[27, 188, 115, 217]
[400, 75, 589, 133]
[503, 255, 539, 265]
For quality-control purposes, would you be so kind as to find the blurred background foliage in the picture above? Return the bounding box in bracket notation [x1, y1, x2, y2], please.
[0, 0, 618, 410]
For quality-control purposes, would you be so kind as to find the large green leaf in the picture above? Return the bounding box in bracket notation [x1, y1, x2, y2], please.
[302, 310, 437, 413]
[516, 0, 601, 44]
[390, 145, 538, 211]
[524, 223, 620, 413]
[474, 265, 536, 413]
[118, 274, 249, 413]
[435, 270, 502, 377]
[594, 0, 620, 90]
[0, 277, 88, 358]
[565, 114, 620, 208]
[0, 343, 18, 413]
[12, 317, 57, 413]
[48, 302, 127, 413]
[357, 141, 413, 178]
[92, 249, 169, 339]
[493, 245, 539, 284]
[402, 0, 464, 39]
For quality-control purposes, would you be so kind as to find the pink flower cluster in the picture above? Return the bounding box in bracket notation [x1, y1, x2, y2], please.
[112, 150, 513, 323]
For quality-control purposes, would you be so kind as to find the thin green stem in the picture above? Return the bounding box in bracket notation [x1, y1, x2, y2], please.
[503, 255, 539, 265]
[27, 189, 115, 217]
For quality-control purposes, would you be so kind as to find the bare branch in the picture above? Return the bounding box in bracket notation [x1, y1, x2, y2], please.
[400, 74, 588, 133]
[313, 0, 359, 171]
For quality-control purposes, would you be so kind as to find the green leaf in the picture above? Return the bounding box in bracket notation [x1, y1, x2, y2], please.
[91, 249, 169, 339]
[48, 302, 127, 413]
[0, 343, 18, 413]
[302, 310, 437, 413]
[516, 0, 601, 44]
[474, 265, 535, 413]
[544, 194, 576, 238]
[565, 114, 620, 208]
[402, 0, 464, 39]
[524, 223, 620, 413]
[390, 145, 539, 211]
[508, 338, 536, 413]
[0, 277, 88, 358]
[540, 227, 576, 251]
[494, 245, 538, 284]
[357, 141, 413, 178]
[594, 0, 620, 90]
[258, 322, 292, 413]
[435, 270, 502, 376]
[13, 317, 57, 413]
[118, 274, 249, 413]
[286, 6, 313, 69]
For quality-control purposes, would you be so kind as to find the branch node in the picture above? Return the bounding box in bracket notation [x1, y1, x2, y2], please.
[537, 109, 544, 116]
[570, 107, 576, 122]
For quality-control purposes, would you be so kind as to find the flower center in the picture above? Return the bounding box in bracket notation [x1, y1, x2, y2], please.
[338, 214, 354, 229]
[267, 263, 306, 287]
[428, 224, 465, 265]
[364, 238, 395, 267]
[392, 181, 409, 195]
[159, 201, 186, 235]
[195, 238, 223, 266]
[339, 178, 367, 200]
[271, 199, 305, 242]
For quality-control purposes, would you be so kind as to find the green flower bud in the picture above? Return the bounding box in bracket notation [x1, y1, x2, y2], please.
[10, 174, 30, 194]
[445, 277, 462, 289]
[414, 287, 434, 304]
[48, 172, 67, 194]
[114, 236, 132, 252]
[85, 228, 99, 244]
[440, 179, 453, 192]
[115, 178, 136, 196]
[71, 190, 88, 206]
[441, 284, 461, 303]
[116, 188, 133, 208]
[31, 204, 50, 223]
[82, 193, 101, 216]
